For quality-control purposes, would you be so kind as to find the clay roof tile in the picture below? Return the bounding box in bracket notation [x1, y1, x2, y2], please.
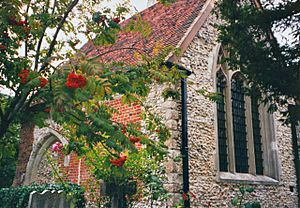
[86, 0, 208, 64]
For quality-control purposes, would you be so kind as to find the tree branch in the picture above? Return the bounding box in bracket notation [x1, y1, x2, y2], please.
[266, 1, 300, 22]
[0, 87, 30, 139]
[99, 140, 118, 157]
[0, 105, 3, 120]
[88, 47, 148, 62]
[24, 0, 31, 58]
[52, 0, 57, 15]
[6, 90, 30, 123]
[34, 0, 55, 71]
[39, 0, 79, 73]
[24, 91, 42, 111]
[34, 25, 48, 71]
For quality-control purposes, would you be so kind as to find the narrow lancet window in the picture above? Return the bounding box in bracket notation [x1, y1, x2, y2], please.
[251, 96, 263, 175]
[231, 74, 248, 173]
[216, 71, 228, 171]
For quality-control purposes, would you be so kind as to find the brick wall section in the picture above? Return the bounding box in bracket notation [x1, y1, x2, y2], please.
[109, 99, 142, 124]
[57, 98, 141, 186]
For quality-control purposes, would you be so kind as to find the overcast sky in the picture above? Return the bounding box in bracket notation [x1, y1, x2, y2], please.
[105, 0, 148, 12]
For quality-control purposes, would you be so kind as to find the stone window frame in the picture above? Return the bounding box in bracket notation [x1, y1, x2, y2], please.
[210, 44, 280, 184]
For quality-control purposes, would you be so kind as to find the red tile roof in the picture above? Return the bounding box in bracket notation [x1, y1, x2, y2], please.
[82, 0, 207, 64]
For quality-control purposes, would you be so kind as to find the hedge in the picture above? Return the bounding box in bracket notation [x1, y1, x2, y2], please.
[0, 183, 86, 208]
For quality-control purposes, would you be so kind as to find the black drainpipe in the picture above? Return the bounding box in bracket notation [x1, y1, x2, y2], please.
[165, 61, 192, 208]
[291, 122, 300, 208]
[181, 77, 190, 208]
[289, 105, 300, 207]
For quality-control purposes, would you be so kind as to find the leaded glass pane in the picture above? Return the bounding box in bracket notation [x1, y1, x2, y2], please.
[251, 96, 263, 175]
[216, 71, 228, 172]
[231, 75, 248, 173]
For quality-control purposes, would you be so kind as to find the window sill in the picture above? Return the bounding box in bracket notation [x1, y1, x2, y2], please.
[217, 172, 279, 185]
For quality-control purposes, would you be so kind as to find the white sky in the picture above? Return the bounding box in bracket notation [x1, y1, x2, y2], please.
[69, 0, 149, 52]
[106, 0, 148, 12]
[0, 0, 149, 96]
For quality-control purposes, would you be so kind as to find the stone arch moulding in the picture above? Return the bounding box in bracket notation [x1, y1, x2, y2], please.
[209, 43, 231, 83]
[23, 127, 70, 185]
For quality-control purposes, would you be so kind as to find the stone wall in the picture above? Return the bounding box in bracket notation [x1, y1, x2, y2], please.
[144, 84, 183, 206]
[177, 13, 298, 207]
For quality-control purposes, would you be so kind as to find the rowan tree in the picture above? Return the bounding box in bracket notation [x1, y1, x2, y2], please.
[0, 0, 180, 192]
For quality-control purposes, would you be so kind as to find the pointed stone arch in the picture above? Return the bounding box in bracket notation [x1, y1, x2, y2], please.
[24, 127, 69, 185]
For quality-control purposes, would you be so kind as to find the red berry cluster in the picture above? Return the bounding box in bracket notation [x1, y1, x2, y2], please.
[129, 135, 141, 143]
[110, 156, 127, 167]
[8, 16, 28, 26]
[39, 77, 48, 88]
[0, 44, 7, 50]
[112, 17, 120, 24]
[8, 17, 32, 38]
[18, 69, 29, 84]
[44, 107, 51, 113]
[65, 73, 87, 88]
[182, 192, 189, 201]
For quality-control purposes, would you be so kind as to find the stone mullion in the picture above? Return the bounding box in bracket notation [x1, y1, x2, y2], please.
[245, 96, 256, 175]
[225, 72, 235, 173]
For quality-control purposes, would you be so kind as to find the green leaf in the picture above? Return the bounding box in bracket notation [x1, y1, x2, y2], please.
[252, 202, 261, 208]
[245, 186, 254, 193]
[244, 203, 253, 208]
[231, 197, 239, 206]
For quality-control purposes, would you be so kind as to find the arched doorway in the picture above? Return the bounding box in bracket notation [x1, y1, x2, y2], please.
[23, 127, 69, 185]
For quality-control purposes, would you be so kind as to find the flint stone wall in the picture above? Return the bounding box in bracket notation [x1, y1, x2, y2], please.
[176, 13, 298, 207]
[144, 84, 182, 207]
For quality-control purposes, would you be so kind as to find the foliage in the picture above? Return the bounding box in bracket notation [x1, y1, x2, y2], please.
[0, 0, 185, 206]
[52, 49, 179, 203]
[0, 183, 85, 208]
[0, 0, 179, 143]
[0, 0, 132, 139]
[0, 95, 20, 188]
[216, 0, 300, 120]
[231, 186, 261, 208]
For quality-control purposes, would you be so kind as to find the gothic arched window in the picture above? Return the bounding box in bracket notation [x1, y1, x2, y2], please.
[231, 73, 248, 173]
[216, 70, 228, 172]
[214, 45, 278, 181]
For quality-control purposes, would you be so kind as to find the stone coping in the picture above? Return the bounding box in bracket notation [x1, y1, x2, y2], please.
[217, 172, 279, 185]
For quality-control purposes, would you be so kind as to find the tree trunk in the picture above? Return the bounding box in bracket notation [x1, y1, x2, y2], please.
[12, 122, 35, 186]
[111, 195, 127, 208]
[0, 118, 11, 141]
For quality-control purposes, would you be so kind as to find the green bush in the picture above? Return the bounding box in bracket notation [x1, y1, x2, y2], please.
[0, 122, 20, 188]
[0, 183, 86, 208]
